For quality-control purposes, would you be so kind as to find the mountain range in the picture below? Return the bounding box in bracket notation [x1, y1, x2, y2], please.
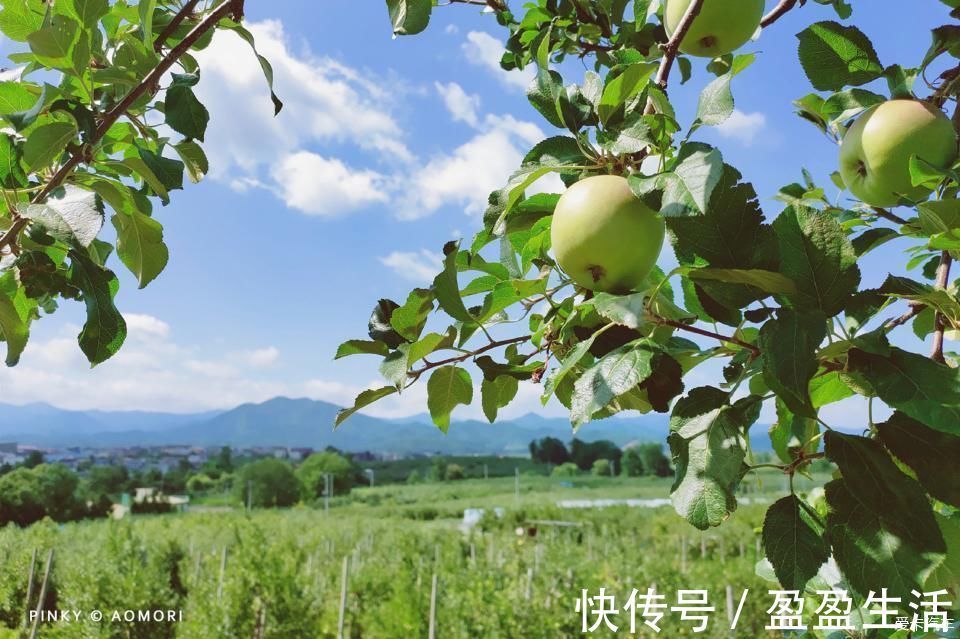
[0, 397, 684, 455]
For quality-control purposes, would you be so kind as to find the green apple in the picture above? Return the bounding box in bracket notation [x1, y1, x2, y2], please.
[551, 175, 665, 293]
[839, 100, 958, 208]
[664, 0, 765, 58]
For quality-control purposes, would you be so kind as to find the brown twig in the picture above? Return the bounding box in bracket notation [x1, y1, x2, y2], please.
[650, 0, 705, 93]
[408, 335, 532, 381]
[871, 207, 909, 226]
[154, 0, 203, 52]
[931, 251, 953, 363]
[760, 0, 800, 29]
[885, 302, 925, 330]
[655, 318, 761, 357]
[23, 1, 244, 213]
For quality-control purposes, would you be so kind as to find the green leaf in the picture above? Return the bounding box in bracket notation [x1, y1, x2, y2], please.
[825, 432, 945, 549]
[0, 0, 45, 41]
[796, 21, 884, 91]
[688, 268, 797, 295]
[0, 134, 27, 189]
[774, 205, 860, 317]
[23, 121, 77, 173]
[694, 54, 755, 127]
[1, 82, 45, 131]
[762, 495, 829, 591]
[0, 282, 31, 366]
[825, 479, 945, 601]
[928, 513, 960, 591]
[426, 365, 473, 432]
[385, 0, 431, 36]
[68, 247, 126, 366]
[759, 309, 826, 419]
[111, 208, 168, 288]
[220, 23, 284, 115]
[335, 387, 397, 428]
[543, 335, 598, 403]
[850, 227, 898, 257]
[877, 411, 960, 508]
[172, 140, 208, 183]
[368, 299, 405, 349]
[335, 339, 390, 360]
[481, 375, 519, 423]
[27, 15, 80, 69]
[668, 387, 749, 530]
[598, 62, 656, 125]
[570, 341, 657, 427]
[659, 143, 725, 217]
[64, 0, 108, 28]
[821, 88, 885, 127]
[138, 0, 156, 44]
[164, 85, 209, 141]
[846, 346, 960, 436]
[769, 398, 820, 464]
[138, 147, 184, 194]
[433, 242, 474, 324]
[390, 288, 434, 342]
[19, 186, 102, 247]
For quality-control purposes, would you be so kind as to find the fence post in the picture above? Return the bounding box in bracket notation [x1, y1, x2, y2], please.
[21, 548, 37, 631]
[27, 549, 53, 639]
[337, 556, 350, 639]
[428, 573, 439, 639]
[725, 585, 735, 626]
[217, 547, 227, 601]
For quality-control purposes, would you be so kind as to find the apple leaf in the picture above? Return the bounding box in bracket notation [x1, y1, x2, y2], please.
[762, 495, 829, 591]
[427, 365, 473, 432]
[386, 0, 432, 36]
[481, 375, 519, 423]
[111, 209, 169, 289]
[797, 21, 884, 91]
[570, 340, 658, 427]
[335, 387, 398, 428]
[68, 247, 127, 366]
[877, 411, 960, 508]
[759, 309, 826, 419]
[23, 120, 77, 173]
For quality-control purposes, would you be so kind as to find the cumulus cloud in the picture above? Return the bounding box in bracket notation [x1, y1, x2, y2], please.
[270, 152, 388, 216]
[399, 114, 549, 219]
[714, 110, 767, 146]
[379, 250, 444, 282]
[462, 31, 534, 91]
[435, 82, 482, 127]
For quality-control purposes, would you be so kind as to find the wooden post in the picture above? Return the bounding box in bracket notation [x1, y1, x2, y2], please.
[738, 541, 745, 558]
[22, 548, 37, 630]
[700, 536, 707, 558]
[755, 538, 761, 558]
[470, 543, 476, 568]
[525, 567, 534, 600]
[27, 549, 53, 639]
[680, 537, 687, 573]
[337, 556, 350, 639]
[483, 464, 488, 480]
[514, 467, 520, 502]
[719, 538, 726, 563]
[428, 573, 439, 639]
[217, 547, 227, 601]
[725, 585, 735, 626]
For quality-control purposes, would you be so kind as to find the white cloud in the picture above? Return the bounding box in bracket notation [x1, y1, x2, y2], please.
[124, 313, 171, 340]
[462, 31, 534, 91]
[380, 250, 444, 282]
[435, 82, 482, 128]
[194, 20, 410, 212]
[400, 114, 549, 219]
[714, 110, 767, 146]
[270, 151, 388, 216]
[243, 347, 281, 368]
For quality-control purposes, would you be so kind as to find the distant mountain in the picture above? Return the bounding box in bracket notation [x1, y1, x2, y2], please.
[0, 397, 772, 454]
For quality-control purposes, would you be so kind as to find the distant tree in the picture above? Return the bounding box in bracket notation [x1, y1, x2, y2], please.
[622, 447, 645, 477]
[22, 450, 44, 469]
[0, 468, 45, 526]
[216, 447, 234, 473]
[162, 469, 188, 494]
[236, 459, 300, 509]
[296, 452, 354, 499]
[551, 462, 580, 478]
[636, 444, 672, 478]
[33, 464, 83, 521]
[529, 437, 571, 466]
[86, 465, 129, 497]
[570, 439, 622, 474]
[445, 464, 465, 481]
[406, 469, 422, 484]
[591, 459, 613, 476]
[427, 457, 447, 482]
[186, 474, 215, 494]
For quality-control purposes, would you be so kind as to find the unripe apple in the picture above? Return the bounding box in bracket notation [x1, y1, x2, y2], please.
[551, 175, 665, 293]
[664, 0, 765, 58]
[839, 100, 958, 208]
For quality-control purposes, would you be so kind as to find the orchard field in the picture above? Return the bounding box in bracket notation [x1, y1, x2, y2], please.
[0, 472, 834, 639]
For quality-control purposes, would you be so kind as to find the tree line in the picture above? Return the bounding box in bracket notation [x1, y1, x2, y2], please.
[529, 437, 672, 477]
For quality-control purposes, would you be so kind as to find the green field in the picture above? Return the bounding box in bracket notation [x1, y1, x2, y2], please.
[0, 471, 843, 638]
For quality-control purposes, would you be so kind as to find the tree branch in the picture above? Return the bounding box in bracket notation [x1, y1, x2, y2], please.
[650, 0, 705, 94]
[760, 0, 800, 29]
[154, 0, 203, 52]
[409, 335, 532, 381]
[885, 302, 925, 330]
[931, 250, 953, 363]
[871, 207, 909, 226]
[655, 318, 761, 357]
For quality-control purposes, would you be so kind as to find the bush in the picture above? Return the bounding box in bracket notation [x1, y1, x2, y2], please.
[297, 451, 354, 499]
[551, 462, 580, 477]
[235, 458, 300, 508]
[591, 459, 613, 476]
[445, 464, 465, 481]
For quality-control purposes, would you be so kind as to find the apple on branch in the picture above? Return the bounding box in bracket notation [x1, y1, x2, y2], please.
[664, 0, 765, 58]
[839, 99, 958, 208]
[551, 175, 665, 294]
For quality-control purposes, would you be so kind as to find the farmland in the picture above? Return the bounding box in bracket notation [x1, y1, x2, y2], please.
[0, 473, 832, 638]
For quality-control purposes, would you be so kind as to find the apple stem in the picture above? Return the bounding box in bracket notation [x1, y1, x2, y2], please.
[760, 0, 800, 29]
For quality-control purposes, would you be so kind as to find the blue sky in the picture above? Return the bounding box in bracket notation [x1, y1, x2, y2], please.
[0, 0, 951, 425]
